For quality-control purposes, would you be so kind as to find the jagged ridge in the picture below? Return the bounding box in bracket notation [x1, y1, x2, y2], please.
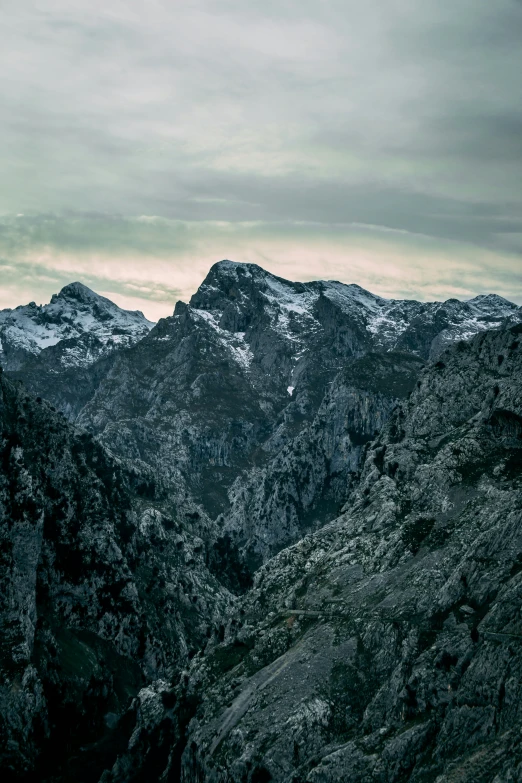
[75, 261, 522, 567]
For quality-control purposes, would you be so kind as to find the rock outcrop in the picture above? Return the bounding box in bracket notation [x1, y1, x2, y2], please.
[0, 370, 231, 781]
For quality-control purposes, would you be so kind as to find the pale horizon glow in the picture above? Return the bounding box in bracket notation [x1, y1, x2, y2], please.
[1, 221, 520, 321]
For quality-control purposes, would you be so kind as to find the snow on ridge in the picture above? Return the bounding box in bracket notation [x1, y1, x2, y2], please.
[53, 282, 155, 325]
[321, 280, 385, 311]
[0, 284, 154, 367]
[466, 293, 519, 318]
[229, 343, 253, 370]
[194, 265, 522, 360]
[193, 308, 219, 327]
[366, 311, 409, 338]
[209, 261, 519, 315]
[467, 293, 516, 306]
[192, 307, 254, 370]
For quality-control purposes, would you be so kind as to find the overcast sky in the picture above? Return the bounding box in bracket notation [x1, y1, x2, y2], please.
[1, 0, 521, 319]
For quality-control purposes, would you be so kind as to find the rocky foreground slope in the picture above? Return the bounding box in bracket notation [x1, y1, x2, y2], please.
[0, 370, 231, 782]
[102, 323, 522, 783]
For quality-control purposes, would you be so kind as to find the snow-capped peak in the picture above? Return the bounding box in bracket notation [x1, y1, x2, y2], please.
[54, 281, 102, 303]
[0, 283, 154, 371]
[466, 293, 520, 316]
[189, 260, 521, 361]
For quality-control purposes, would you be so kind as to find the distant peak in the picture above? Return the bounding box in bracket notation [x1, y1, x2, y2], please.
[214, 259, 243, 268]
[55, 282, 99, 303]
[210, 260, 265, 276]
[467, 293, 517, 309]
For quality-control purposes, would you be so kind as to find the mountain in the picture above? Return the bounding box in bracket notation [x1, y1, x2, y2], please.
[74, 261, 520, 569]
[1, 262, 521, 781]
[189, 262, 519, 361]
[103, 322, 522, 783]
[0, 284, 154, 418]
[0, 369, 231, 781]
[0, 282, 153, 371]
[2, 265, 520, 573]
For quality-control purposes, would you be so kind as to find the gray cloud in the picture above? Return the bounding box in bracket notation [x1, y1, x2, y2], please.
[0, 0, 520, 313]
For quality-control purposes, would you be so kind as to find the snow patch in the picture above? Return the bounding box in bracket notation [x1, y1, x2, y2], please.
[193, 308, 254, 370]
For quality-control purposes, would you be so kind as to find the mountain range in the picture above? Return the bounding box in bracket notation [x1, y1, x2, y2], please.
[0, 261, 521, 782]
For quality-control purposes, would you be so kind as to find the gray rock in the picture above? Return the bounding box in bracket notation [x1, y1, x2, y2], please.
[0, 370, 231, 780]
[157, 324, 522, 783]
[73, 262, 521, 574]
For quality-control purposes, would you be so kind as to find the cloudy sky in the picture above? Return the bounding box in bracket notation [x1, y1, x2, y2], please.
[1, 0, 521, 320]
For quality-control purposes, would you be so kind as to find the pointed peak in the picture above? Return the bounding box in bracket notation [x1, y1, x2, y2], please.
[203, 260, 300, 290]
[213, 259, 243, 269]
[194, 260, 271, 296]
[54, 282, 100, 304]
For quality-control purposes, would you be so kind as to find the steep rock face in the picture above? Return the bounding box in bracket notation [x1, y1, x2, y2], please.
[0, 371, 231, 781]
[1, 283, 153, 418]
[220, 352, 424, 567]
[76, 262, 521, 566]
[133, 323, 522, 783]
[78, 302, 277, 520]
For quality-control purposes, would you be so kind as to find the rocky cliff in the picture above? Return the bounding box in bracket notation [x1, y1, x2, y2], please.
[100, 322, 522, 783]
[0, 370, 231, 782]
[220, 351, 424, 568]
[74, 262, 521, 569]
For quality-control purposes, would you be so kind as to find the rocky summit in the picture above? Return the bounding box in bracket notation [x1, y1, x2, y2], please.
[0, 261, 521, 782]
[0, 283, 154, 419]
[0, 282, 153, 371]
